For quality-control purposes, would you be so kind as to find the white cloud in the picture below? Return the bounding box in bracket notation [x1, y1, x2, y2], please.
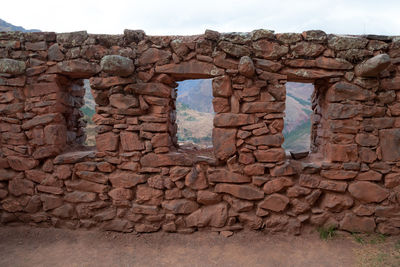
[1, 0, 399, 35]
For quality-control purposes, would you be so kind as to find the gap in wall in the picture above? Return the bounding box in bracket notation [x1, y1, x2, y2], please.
[176, 79, 213, 148]
[282, 82, 314, 152]
[80, 79, 96, 146]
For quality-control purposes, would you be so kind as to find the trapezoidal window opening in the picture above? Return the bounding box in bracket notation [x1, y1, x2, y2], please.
[282, 82, 314, 156]
[175, 79, 213, 149]
[79, 79, 96, 146]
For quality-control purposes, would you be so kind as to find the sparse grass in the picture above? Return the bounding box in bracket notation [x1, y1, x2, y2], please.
[352, 233, 365, 244]
[317, 225, 337, 240]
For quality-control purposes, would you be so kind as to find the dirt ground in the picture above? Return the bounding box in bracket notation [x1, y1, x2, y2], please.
[0, 226, 399, 267]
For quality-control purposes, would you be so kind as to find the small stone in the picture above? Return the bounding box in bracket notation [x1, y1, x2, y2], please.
[220, 230, 233, 237]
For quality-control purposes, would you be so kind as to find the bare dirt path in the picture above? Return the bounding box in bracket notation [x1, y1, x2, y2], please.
[0, 226, 399, 267]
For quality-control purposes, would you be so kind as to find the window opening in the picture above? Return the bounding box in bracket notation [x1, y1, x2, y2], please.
[282, 82, 314, 153]
[80, 79, 96, 146]
[176, 79, 213, 148]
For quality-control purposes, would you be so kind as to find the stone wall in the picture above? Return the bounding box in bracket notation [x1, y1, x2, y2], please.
[0, 29, 399, 235]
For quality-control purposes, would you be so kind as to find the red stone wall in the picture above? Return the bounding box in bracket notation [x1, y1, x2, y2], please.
[0, 29, 399, 234]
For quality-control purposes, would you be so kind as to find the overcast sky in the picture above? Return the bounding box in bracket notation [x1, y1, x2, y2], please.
[1, 0, 399, 36]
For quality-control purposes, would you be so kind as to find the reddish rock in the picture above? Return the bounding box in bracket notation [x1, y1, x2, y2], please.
[214, 183, 264, 200]
[65, 180, 107, 193]
[243, 163, 265, 176]
[140, 152, 192, 167]
[56, 59, 100, 78]
[8, 178, 34, 196]
[151, 133, 171, 148]
[48, 43, 64, 61]
[54, 165, 72, 179]
[320, 193, 354, 212]
[40, 194, 64, 211]
[212, 128, 237, 161]
[96, 132, 119, 152]
[52, 204, 74, 218]
[218, 41, 251, 57]
[385, 173, 400, 188]
[253, 58, 282, 72]
[326, 144, 358, 162]
[0, 58, 26, 75]
[197, 190, 221, 205]
[328, 36, 368, 50]
[291, 42, 325, 57]
[7, 156, 38, 171]
[355, 133, 378, 147]
[242, 102, 284, 114]
[353, 204, 375, 216]
[259, 194, 290, 212]
[214, 113, 256, 127]
[212, 75, 232, 97]
[354, 54, 390, 77]
[185, 167, 208, 190]
[139, 48, 171, 65]
[169, 166, 191, 181]
[340, 213, 376, 233]
[109, 94, 138, 109]
[320, 170, 357, 180]
[90, 76, 133, 89]
[348, 181, 389, 203]
[263, 178, 293, 194]
[326, 103, 362, 120]
[238, 56, 255, 77]
[379, 129, 400, 161]
[326, 82, 373, 102]
[37, 185, 63, 195]
[53, 150, 95, 164]
[286, 186, 311, 198]
[359, 147, 377, 163]
[120, 132, 144, 151]
[64, 191, 97, 203]
[161, 199, 199, 214]
[131, 203, 159, 215]
[281, 68, 343, 82]
[108, 188, 133, 201]
[291, 199, 311, 215]
[100, 55, 134, 77]
[315, 57, 352, 70]
[135, 223, 160, 233]
[135, 185, 163, 204]
[356, 170, 382, 181]
[254, 148, 285, 163]
[212, 97, 230, 113]
[270, 162, 296, 176]
[102, 219, 133, 233]
[208, 169, 250, 184]
[318, 180, 348, 192]
[185, 203, 228, 228]
[0, 169, 19, 181]
[252, 40, 288, 59]
[109, 170, 146, 188]
[1, 199, 23, 212]
[155, 60, 223, 78]
[76, 171, 108, 184]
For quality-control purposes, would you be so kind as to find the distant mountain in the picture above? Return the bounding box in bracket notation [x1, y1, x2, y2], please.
[0, 18, 40, 32]
[177, 79, 214, 113]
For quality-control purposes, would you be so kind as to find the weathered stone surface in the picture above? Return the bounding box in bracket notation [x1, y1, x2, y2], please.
[135, 223, 160, 233]
[320, 193, 354, 212]
[161, 199, 199, 214]
[247, 134, 284, 147]
[340, 213, 376, 233]
[328, 36, 368, 50]
[291, 42, 325, 57]
[318, 180, 347, 192]
[139, 48, 171, 65]
[7, 156, 38, 171]
[263, 178, 294, 194]
[384, 173, 400, 188]
[197, 190, 221, 205]
[208, 169, 251, 183]
[100, 55, 134, 76]
[326, 82, 374, 102]
[96, 132, 119, 152]
[185, 203, 228, 228]
[214, 113, 256, 127]
[108, 188, 133, 201]
[126, 83, 171, 97]
[8, 178, 34, 196]
[214, 184, 264, 200]
[109, 94, 138, 109]
[212, 75, 232, 97]
[379, 129, 400, 161]
[0, 59, 26, 75]
[64, 191, 97, 203]
[242, 102, 284, 113]
[76, 171, 108, 184]
[155, 60, 223, 78]
[0, 169, 18, 181]
[53, 151, 95, 164]
[253, 40, 288, 59]
[212, 128, 236, 161]
[40, 194, 63, 211]
[354, 54, 390, 77]
[315, 57, 353, 70]
[102, 219, 133, 233]
[326, 144, 358, 162]
[140, 153, 192, 167]
[109, 170, 146, 188]
[238, 56, 255, 77]
[48, 43, 64, 61]
[254, 148, 285, 163]
[56, 31, 88, 47]
[281, 68, 343, 82]
[355, 133, 379, 147]
[348, 181, 389, 203]
[185, 167, 208, 190]
[56, 59, 100, 78]
[253, 58, 282, 72]
[320, 170, 357, 180]
[219, 41, 251, 57]
[120, 132, 144, 151]
[22, 113, 63, 130]
[65, 180, 107, 193]
[259, 194, 290, 212]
